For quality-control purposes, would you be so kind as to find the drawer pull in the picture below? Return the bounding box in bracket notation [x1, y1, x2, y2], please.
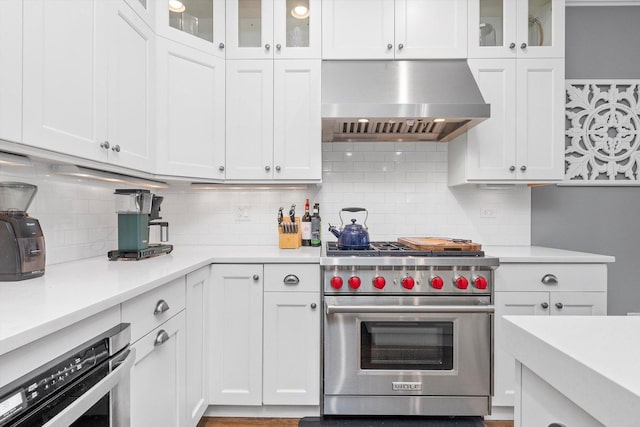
[555, 302, 564, 310]
[541, 302, 549, 309]
[283, 274, 300, 286]
[154, 330, 170, 347]
[541, 274, 558, 286]
[154, 299, 170, 315]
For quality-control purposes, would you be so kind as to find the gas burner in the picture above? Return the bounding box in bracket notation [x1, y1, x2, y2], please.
[325, 241, 485, 258]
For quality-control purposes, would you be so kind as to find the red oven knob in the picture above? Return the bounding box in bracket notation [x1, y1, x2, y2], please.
[349, 276, 361, 290]
[454, 275, 469, 290]
[372, 276, 386, 289]
[330, 276, 343, 289]
[402, 276, 415, 290]
[430, 276, 444, 290]
[474, 276, 488, 290]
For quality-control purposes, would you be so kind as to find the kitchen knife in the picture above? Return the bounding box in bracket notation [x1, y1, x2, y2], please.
[289, 204, 296, 223]
[278, 207, 283, 226]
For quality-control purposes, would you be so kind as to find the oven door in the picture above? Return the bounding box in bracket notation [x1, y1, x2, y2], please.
[323, 295, 493, 398]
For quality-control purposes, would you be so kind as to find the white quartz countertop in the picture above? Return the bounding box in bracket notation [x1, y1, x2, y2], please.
[484, 245, 615, 263]
[0, 245, 320, 356]
[503, 315, 640, 426]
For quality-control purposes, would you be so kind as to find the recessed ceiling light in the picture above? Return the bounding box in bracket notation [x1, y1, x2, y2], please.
[434, 118, 446, 123]
[291, 4, 310, 19]
[168, 0, 186, 13]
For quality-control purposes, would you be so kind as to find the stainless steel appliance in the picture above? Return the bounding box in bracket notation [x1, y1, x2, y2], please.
[322, 242, 499, 416]
[0, 324, 134, 427]
[0, 182, 45, 281]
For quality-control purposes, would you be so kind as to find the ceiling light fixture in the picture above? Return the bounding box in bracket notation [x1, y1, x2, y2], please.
[0, 151, 32, 167]
[291, 4, 310, 19]
[168, 0, 186, 13]
[52, 165, 169, 189]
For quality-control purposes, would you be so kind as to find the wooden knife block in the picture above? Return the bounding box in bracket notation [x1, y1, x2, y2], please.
[278, 217, 301, 249]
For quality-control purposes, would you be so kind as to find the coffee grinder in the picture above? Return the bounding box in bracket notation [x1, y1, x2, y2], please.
[0, 182, 46, 280]
[108, 189, 173, 260]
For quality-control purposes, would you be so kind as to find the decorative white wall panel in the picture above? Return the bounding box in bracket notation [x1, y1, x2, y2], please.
[566, 80, 640, 183]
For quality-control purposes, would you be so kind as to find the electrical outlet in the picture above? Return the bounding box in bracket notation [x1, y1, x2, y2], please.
[480, 207, 496, 218]
[236, 206, 251, 221]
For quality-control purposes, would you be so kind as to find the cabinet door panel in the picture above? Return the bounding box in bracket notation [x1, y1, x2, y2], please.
[131, 312, 186, 427]
[227, 0, 274, 59]
[494, 291, 549, 407]
[516, 58, 564, 181]
[209, 264, 263, 405]
[23, 0, 107, 160]
[186, 267, 210, 426]
[273, 60, 321, 180]
[468, 0, 518, 58]
[226, 60, 274, 179]
[0, 0, 22, 142]
[466, 59, 517, 180]
[155, 38, 226, 179]
[107, 1, 154, 172]
[263, 292, 320, 405]
[551, 292, 607, 316]
[516, 0, 565, 59]
[273, 0, 321, 59]
[322, 0, 394, 59]
[396, 0, 467, 58]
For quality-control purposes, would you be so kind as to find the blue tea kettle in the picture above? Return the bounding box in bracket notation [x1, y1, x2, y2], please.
[328, 207, 370, 250]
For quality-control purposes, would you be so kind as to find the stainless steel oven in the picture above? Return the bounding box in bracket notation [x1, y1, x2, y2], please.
[0, 324, 134, 427]
[321, 242, 498, 417]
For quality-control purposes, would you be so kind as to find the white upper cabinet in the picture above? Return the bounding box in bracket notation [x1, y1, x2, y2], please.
[468, 0, 565, 58]
[22, 0, 154, 172]
[0, 0, 22, 143]
[226, 0, 321, 59]
[226, 59, 320, 181]
[322, 0, 467, 59]
[155, 37, 226, 179]
[156, 0, 226, 58]
[23, 0, 108, 162]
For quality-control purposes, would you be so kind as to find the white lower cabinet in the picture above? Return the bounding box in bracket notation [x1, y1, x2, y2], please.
[131, 311, 187, 427]
[209, 263, 320, 407]
[493, 263, 607, 410]
[186, 266, 211, 426]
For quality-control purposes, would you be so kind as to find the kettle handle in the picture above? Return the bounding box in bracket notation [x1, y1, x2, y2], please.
[339, 207, 368, 228]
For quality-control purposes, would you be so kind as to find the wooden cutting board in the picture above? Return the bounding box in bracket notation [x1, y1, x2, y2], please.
[398, 237, 482, 251]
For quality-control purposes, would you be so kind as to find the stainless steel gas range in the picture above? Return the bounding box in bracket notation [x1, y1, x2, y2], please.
[321, 242, 499, 417]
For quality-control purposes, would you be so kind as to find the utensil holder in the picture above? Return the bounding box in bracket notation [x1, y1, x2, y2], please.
[278, 217, 301, 249]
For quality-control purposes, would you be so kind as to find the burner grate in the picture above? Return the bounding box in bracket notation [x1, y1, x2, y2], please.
[325, 241, 484, 258]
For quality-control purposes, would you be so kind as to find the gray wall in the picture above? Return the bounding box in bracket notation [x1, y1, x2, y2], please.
[531, 6, 640, 315]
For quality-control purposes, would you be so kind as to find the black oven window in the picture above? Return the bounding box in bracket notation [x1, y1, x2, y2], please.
[360, 321, 454, 370]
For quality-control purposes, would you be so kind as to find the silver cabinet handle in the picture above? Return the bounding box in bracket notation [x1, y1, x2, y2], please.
[555, 302, 564, 309]
[398, 43, 404, 50]
[541, 302, 549, 309]
[111, 144, 120, 153]
[100, 141, 110, 149]
[154, 330, 170, 347]
[311, 303, 317, 309]
[276, 43, 281, 50]
[275, 165, 281, 172]
[509, 42, 516, 49]
[387, 43, 393, 50]
[29, 249, 42, 255]
[509, 165, 516, 172]
[265, 165, 271, 171]
[520, 165, 527, 171]
[154, 299, 170, 315]
[265, 43, 271, 50]
[253, 274, 260, 281]
[541, 274, 558, 285]
[283, 274, 300, 286]
[219, 42, 225, 49]
[521, 42, 527, 50]
[219, 165, 225, 171]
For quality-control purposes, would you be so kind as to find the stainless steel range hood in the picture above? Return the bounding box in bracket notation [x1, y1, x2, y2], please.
[322, 60, 490, 143]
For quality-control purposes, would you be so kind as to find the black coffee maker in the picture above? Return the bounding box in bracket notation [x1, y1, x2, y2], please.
[0, 182, 46, 281]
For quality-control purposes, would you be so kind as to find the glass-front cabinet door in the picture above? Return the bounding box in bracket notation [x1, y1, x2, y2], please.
[226, 0, 320, 59]
[156, 0, 226, 58]
[468, 0, 564, 58]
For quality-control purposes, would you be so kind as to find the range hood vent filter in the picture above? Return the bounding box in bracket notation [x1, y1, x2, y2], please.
[325, 118, 471, 142]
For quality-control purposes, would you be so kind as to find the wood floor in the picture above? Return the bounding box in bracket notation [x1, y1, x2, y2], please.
[197, 417, 513, 427]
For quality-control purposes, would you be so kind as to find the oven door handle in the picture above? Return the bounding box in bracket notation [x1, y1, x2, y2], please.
[325, 304, 495, 314]
[43, 347, 136, 427]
